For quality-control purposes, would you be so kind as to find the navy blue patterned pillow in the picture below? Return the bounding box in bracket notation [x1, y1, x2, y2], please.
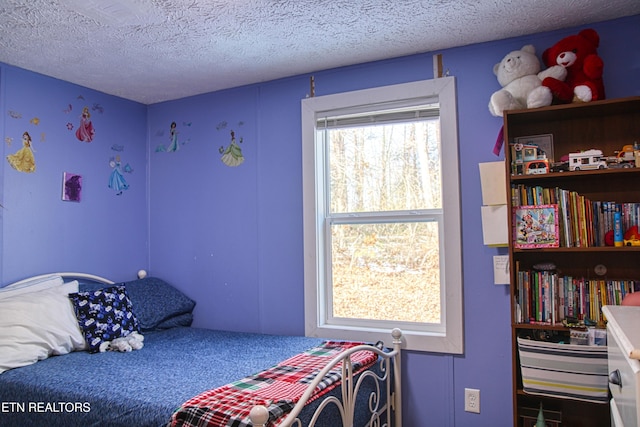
[79, 277, 195, 331]
[69, 285, 141, 353]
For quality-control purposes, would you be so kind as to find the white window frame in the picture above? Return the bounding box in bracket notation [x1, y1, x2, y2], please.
[301, 76, 463, 353]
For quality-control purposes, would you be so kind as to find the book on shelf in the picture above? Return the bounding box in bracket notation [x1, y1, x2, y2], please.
[511, 184, 640, 248]
[514, 267, 640, 325]
[513, 204, 559, 249]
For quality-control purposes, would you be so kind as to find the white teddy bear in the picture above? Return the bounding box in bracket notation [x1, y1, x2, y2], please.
[489, 45, 567, 117]
[99, 332, 145, 353]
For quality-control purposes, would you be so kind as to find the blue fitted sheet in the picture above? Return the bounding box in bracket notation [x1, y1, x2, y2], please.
[0, 327, 324, 427]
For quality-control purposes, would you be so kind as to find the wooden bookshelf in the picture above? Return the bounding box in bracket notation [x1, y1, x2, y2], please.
[504, 96, 640, 427]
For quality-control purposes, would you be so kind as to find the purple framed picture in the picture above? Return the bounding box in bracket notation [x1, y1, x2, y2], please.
[62, 172, 82, 202]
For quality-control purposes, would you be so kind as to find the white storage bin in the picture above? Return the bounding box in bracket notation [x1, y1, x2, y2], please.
[517, 337, 609, 403]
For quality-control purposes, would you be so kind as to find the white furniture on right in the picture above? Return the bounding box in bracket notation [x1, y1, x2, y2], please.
[603, 305, 640, 427]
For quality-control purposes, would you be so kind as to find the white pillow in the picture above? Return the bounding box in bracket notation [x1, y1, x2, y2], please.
[0, 280, 87, 374]
[0, 275, 64, 299]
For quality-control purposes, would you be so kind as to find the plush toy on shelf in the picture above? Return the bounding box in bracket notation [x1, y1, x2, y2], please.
[488, 44, 567, 117]
[541, 28, 605, 104]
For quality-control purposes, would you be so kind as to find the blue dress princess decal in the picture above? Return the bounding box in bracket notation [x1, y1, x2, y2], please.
[167, 121, 179, 152]
[108, 155, 129, 195]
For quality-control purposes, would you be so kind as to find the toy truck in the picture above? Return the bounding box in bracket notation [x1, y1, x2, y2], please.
[615, 144, 636, 164]
[606, 145, 637, 168]
[568, 149, 607, 171]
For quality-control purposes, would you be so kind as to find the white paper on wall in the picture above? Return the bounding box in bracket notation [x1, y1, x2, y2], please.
[479, 161, 507, 206]
[481, 205, 508, 247]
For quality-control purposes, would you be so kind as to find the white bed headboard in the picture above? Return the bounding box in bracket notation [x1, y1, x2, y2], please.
[6, 270, 148, 288]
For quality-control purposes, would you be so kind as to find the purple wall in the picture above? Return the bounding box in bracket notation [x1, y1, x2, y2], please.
[0, 66, 148, 284]
[2, 14, 639, 426]
[148, 16, 640, 426]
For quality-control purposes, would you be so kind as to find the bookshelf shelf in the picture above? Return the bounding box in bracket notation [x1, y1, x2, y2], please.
[513, 323, 572, 331]
[510, 167, 640, 183]
[514, 246, 640, 253]
[505, 96, 640, 427]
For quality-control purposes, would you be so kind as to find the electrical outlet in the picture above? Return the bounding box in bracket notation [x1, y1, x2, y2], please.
[464, 388, 480, 413]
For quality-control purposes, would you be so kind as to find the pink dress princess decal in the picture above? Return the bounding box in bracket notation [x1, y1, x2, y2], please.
[76, 106, 95, 142]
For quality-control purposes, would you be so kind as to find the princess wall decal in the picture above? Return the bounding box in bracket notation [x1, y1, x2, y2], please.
[76, 106, 95, 142]
[108, 155, 130, 196]
[7, 131, 36, 173]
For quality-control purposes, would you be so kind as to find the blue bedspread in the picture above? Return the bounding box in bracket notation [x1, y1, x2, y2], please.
[0, 327, 323, 427]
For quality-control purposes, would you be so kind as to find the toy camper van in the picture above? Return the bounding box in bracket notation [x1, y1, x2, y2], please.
[568, 149, 607, 171]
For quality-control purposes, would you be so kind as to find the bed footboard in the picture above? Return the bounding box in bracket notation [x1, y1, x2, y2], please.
[249, 328, 402, 427]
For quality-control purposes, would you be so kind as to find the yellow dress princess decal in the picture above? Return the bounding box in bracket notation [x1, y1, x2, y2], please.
[7, 131, 35, 173]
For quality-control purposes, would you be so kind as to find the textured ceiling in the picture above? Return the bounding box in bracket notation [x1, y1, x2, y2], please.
[1, 0, 638, 104]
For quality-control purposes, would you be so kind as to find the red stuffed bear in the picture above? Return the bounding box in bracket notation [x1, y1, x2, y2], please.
[541, 28, 605, 103]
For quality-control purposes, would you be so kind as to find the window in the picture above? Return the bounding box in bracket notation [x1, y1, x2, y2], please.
[301, 77, 463, 353]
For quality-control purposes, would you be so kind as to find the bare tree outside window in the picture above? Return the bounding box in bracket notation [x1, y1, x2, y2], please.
[326, 121, 442, 324]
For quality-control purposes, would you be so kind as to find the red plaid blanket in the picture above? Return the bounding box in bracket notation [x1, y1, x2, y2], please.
[169, 341, 377, 427]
